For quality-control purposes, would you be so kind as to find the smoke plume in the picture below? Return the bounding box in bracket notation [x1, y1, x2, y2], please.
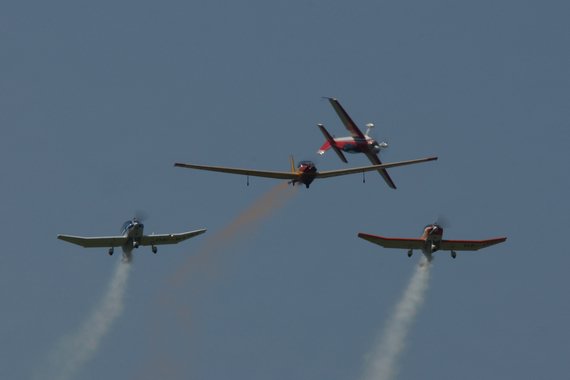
[134, 183, 296, 379]
[170, 182, 296, 287]
[362, 259, 432, 380]
[37, 261, 131, 380]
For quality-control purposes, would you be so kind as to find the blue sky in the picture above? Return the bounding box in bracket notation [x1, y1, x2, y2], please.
[1, 1, 569, 379]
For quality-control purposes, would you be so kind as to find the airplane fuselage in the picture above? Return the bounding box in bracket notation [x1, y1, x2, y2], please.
[291, 160, 318, 188]
[417, 224, 444, 261]
[119, 219, 145, 261]
[331, 136, 381, 154]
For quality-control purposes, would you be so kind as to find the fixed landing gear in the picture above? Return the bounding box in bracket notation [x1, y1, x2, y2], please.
[451, 250, 457, 259]
[152, 245, 157, 254]
[108, 247, 114, 256]
[407, 249, 413, 258]
[133, 241, 139, 249]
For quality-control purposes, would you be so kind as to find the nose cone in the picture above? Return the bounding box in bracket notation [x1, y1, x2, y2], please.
[370, 141, 387, 154]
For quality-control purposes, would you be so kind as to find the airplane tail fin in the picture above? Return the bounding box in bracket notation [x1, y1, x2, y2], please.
[289, 155, 296, 173]
[316, 124, 348, 163]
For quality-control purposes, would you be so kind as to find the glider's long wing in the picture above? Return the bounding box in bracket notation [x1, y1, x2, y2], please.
[140, 229, 207, 246]
[57, 235, 127, 248]
[357, 233, 425, 250]
[439, 237, 507, 251]
[316, 156, 437, 179]
[325, 97, 366, 139]
[174, 163, 298, 180]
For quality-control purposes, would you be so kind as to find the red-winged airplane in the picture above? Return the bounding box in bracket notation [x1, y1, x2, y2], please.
[317, 97, 400, 189]
[358, 223, 506, 262]
[175, 155, 437, 189]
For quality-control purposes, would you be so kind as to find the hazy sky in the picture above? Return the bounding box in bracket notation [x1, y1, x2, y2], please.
[1, 1, 569, 379]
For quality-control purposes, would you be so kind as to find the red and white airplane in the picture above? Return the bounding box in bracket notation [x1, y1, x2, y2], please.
[358, 223, 506, 262]
[317, 97, 399, 189]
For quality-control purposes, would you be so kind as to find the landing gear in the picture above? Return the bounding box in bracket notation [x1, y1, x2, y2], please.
[152, 245, 157, 254]
[451, 251, 457, 259]
[133, 241, 139, 249]
[108, 247, 114, 256]
[407, 249, 413, 258]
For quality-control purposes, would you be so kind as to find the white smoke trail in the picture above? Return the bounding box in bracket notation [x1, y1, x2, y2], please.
[37, 261, 131, 380]
[362, 259, 431, 380]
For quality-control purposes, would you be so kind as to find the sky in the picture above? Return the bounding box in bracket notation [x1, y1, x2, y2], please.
[1, 0, 569, 379]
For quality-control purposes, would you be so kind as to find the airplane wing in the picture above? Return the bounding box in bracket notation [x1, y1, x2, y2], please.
[57, 235, 128, 248]
[325, 97, 398, 188]
[439, 237, 507, 251]
[326, 97, 366, 139]
[364, 151, 397, 189]
[358, 233, 425, 249]
[140, 228, 207, 246]
[174, 163, 298, 180]
[316, 156, 437, 179]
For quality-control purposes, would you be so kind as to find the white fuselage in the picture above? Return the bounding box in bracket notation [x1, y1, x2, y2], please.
[418, 225, 444, 262]
[333, 136, 381, 154]
[120, 220, 144, 261]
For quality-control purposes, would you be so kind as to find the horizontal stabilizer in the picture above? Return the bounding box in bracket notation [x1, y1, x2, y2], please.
[317, 124, 348, 163]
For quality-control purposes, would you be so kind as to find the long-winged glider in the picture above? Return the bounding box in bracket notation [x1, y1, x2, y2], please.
[58, 218, 206, 262]
[317, 97, 409, 189]
[174, 155, 437, 188]
[358, 223, 506, 262]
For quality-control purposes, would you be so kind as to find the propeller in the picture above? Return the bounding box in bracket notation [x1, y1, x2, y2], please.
[133, 210, 148, 223]
[434, 215, 451, 229]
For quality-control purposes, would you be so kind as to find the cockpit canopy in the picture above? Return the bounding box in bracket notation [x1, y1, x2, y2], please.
[298, 160, 315, 168]
[121, 220, 143, 234]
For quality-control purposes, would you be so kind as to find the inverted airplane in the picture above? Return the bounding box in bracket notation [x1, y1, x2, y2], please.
[317, 97, 401, 189]
[57, 218, 207, 262]
[358, 223, 506, 262]
[174, 155, 437, 188]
